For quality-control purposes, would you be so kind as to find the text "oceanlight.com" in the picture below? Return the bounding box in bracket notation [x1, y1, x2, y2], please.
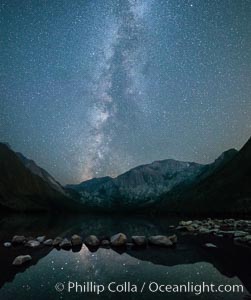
[54, 281, 244, 295]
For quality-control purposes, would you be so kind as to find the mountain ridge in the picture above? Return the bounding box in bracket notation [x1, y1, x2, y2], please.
[157, 138, 251, 214]
[0, 143, 83, 212]
[66, 147, 238, 211]
[1, 137, 250, 215]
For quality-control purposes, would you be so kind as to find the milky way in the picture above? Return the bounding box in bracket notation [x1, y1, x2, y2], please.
[81, 0, 153, 180]
[1, 0, 251, 184]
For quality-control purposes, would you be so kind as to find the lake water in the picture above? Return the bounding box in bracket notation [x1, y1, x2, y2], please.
[0, 214, 250, 300]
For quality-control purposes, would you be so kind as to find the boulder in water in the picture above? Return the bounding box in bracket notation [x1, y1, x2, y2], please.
[12, 255, 32, 266]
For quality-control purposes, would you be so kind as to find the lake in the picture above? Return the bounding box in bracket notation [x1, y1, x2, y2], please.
[0, 214, 250, 300]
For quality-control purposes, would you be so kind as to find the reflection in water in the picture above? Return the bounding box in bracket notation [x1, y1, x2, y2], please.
[0, 214, 251, 300]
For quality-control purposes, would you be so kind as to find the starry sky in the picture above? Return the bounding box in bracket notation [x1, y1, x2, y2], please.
[1, 0, 251, 184]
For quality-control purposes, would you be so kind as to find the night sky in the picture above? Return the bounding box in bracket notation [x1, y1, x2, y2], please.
[1, 0, 251, 184]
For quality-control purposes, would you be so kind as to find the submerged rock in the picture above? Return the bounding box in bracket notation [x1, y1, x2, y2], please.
[12, 255, 32, 266]
[52, 237, 63, 247]
[59, 238, 71, 249]
[110, 233, 127, 246]
[3, 242, 11, 248]
[43, 239, 53, 246]
[84, 235, 100, 247]
[12, 235, 26, 245]
[148, 235, 173, 247]
[26, 240, 40, 248]
[71, 235, 83, 247]
[131, 236, 147, 246]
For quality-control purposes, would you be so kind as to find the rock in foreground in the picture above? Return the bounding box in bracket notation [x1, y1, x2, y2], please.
[59, 238, 71, 249]
[12, 255, 32, 266]
[169, 234, 178, 244]
[131, 236, 147, 246]
[26, 240, 40, 248]
[85, 235, 100, 247]
[148, 235, 173, 247]
[43, 239, 53, 246]
[36, 236, 46, 243]
[52, 237, 63, 247]
[71, 235, 83, 247]
[110, 233, 127, 247]
[12, 235, 26, 245]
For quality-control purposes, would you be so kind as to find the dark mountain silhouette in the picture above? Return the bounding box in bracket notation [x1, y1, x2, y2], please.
[1, 136, 250, 215]
[0, 143, 83, 212]
[16, 152, 66, 194]
[158, 137, 251, 215]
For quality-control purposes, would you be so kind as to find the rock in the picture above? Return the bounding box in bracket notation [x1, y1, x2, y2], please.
[52, 237, 63, 246]
[43, 239, 53, 246]
[3, 242, 11, 248]
[71, 235, 83, 247]
[179, 221, 193, 226]
[176, 225, 196, 232]
[233, 231, 249, 238]
[101, 240, 110, 246]
[26, 240, 40, 248]
[198, 227, 211, 234]
[214, 233, 224, 238]
[192, 223, 200, 229]
[185, 225, 197, 232]
[168, 234, 178, 244]
[131, 236, 147, 246]
[59, 238, 71, 249]
[204, 243, 217, 248]
[12, 255, 32, 266]
[12, 235, 26, 245]
[110, 233, 127, 247]
[36, 236, 46, 243]
[148, 235, 173, 247]
[218, 231, 235, 238]
[84, 235, 100, 247]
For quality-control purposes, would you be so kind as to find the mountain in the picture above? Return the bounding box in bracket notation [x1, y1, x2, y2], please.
[0, 143, 83, 212]
[158, 138, 251, 215]
[16, 152, 65, 194]
[66, 148, 238, 212]
[66, 176, 112, 193]
[66, 160, 204, 210]
[1, 137, 248, 215]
